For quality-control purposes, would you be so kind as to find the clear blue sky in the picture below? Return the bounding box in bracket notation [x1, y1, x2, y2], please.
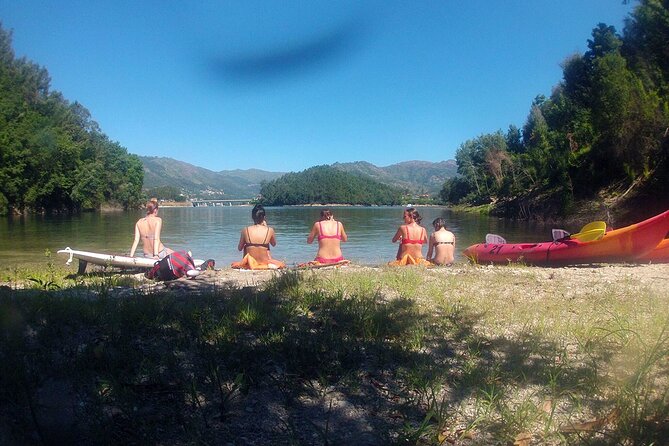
[1, 1, 634, 172]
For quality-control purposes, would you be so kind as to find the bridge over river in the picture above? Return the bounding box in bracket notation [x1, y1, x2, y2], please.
[191, 199, 254, 207]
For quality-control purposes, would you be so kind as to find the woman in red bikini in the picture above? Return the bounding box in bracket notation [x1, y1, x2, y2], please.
[392, 207, 428, 262]
[307, 209, 348, 264]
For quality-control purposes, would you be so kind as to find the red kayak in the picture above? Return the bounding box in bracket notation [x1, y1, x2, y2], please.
[463, 210, 669, 265]
[636, 238, 669, 263]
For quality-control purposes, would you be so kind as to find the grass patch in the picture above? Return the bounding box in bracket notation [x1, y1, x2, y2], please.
[0, 265, 667, 444]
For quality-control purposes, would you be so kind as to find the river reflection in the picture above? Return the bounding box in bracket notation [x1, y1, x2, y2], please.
[0, 206, 557, 268]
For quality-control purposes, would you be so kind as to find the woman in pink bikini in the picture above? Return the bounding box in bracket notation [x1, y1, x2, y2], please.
[392, 207, 428, 262]
[307, 209, 348, 264]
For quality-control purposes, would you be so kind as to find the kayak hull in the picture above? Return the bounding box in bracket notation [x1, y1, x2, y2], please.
[463, 210, 669, 265]
[636, 238, 669, 263]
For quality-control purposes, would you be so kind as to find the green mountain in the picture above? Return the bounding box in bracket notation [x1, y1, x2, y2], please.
[141, 156, 457, 200]
[259, 165, 403, 206]
[140, 156, 285, 199]
[332, 160, 457, 194]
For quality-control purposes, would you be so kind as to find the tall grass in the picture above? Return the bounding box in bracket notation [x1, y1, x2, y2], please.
[0, 265, 667, 444]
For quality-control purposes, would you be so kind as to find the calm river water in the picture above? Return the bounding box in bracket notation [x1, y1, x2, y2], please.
[0, 206, 557, 269]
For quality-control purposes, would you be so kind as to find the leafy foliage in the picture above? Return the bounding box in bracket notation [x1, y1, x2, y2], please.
[259, 165, 403, 205]
[0, 24, 143, 214]
[440, 2, 669, 215]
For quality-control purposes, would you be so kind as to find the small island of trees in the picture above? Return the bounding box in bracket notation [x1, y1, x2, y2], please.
[259, 165, 403, 206]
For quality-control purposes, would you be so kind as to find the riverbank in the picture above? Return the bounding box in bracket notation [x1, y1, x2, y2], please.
[1, 263, 667, 444]
[479, 176, 669, 227]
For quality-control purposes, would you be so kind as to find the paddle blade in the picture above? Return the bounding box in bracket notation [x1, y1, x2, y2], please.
[485, 233, 507, 244]
[570, 221, 606, 242]
[571, 228, 606, 242]
[578, 221, 607, 234]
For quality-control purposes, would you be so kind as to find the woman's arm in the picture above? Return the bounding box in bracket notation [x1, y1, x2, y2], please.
[153, 219, 163, 257]
[392, 226, 403, 243]
[269, 228, 277, 247]
[237, 229, 246, 251]
[339, 223, 348, 242]
[427, 233, 435, 260]
[129, 223, 141, 257]
[307, 223, 318, 244]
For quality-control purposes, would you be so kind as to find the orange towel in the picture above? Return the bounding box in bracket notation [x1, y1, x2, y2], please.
[388, 254, 432, 267]
[231, 254, 285, 270]
[296, 259, 350, 269]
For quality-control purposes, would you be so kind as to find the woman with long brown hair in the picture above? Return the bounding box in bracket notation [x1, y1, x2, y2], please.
[129, 199, 173, 259]
[306, 209, 348, 264]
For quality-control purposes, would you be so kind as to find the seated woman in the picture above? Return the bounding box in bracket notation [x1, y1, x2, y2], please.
[304, 209, 349, 265]
[129, 199, 174, 259]
[427, 217, 455, 265]
[231, 204, 285, 269]
[390, 207, 431, 266]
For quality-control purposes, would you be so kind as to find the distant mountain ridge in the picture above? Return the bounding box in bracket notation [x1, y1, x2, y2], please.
[332, 160, 458, 193]
[140, 156, 457, 198]
[140, 156, 285, 199]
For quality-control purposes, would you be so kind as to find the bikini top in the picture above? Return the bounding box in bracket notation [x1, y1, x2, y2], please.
[317, 221, 341, 240]
[401, 225, 426, 245]
[244, 226, 271, 250]
[434, 241, 454, 245]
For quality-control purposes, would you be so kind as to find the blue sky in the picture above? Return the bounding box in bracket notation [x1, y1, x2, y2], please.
[1, 1, 634, 172]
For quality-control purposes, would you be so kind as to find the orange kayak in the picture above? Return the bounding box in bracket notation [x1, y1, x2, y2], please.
[636, 238, 669, 263]
[463, 210, 669, 265]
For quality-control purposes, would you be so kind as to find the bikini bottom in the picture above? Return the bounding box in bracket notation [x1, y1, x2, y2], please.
[315, 255, 346, 264]
[144, 248, 168, 259]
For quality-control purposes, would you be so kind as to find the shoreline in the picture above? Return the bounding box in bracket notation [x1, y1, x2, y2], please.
[4, 261, 667, 295]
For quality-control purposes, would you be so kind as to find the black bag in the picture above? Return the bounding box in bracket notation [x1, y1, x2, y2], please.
[146, 251, 196, 281]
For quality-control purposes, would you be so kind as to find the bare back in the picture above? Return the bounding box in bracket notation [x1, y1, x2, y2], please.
[394, 224, 427, 260]
[136, 216, 165, 257]
[239, 224, 276, 263]
[308, 220, 347, 261]
[428, 228, 455, 265]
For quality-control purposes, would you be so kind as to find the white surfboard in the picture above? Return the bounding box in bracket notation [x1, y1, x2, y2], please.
[57, 247, 205, 274]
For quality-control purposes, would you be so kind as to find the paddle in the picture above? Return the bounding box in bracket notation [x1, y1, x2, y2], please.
[552, 221, 606, 242]
[485, 233, 507, 244]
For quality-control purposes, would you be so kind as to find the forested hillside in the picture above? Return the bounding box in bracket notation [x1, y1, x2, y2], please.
[441, 0, 669, 220]
[0, 25, 143, 214]
[259, 165, 403, 206]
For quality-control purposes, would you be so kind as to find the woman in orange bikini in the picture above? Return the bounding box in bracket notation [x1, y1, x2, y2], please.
[306, 209, 348, 264]
[129, 200, 174, 259]
[391, 207, 429, 264]
[232, 204, 285, 269]
[427, 217, 455, 265]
